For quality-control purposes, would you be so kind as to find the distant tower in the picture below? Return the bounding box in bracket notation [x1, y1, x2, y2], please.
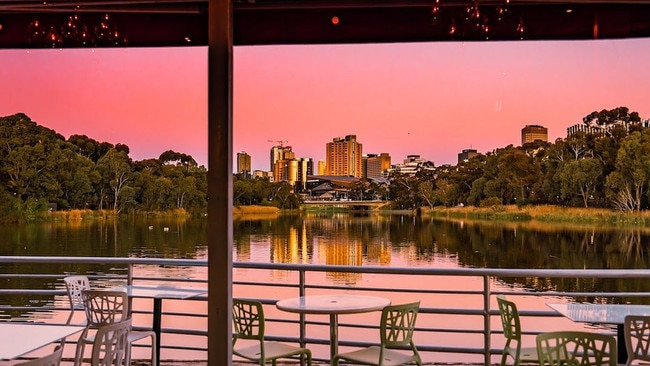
[317, 160, 327, 175]
[521, 125, 548, 144]
[236, 151, 251, 176]
[458, 149, 478, 164]
[326, 135, 363, 177]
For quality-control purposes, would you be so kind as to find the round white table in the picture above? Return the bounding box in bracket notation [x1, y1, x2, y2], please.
[276, 294, 391, 361]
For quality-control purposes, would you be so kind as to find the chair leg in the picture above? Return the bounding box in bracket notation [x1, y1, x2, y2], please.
[126, 333, 157, 366]
[66, 309, 74, 325]
[73, 340, 86, 366]
[150, 333, 157, 366]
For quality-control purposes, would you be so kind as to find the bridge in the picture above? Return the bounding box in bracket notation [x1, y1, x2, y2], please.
[302, 200, 389, 210]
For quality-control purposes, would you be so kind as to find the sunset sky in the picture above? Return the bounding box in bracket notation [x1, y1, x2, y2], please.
[1, 38, 650, 172]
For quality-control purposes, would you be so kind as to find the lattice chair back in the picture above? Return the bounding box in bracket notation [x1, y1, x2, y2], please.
[90, 318, 131, 366]
[232, 298, 312, 366]
[497, 296, 522, 344]
[536, 331, 617, 366]
[381, 301, 420, 349]
[624, 315, 650, 366]
[15, 345, 64, 366]
[232, 298, 265, 342]
[81, 290, 128, 327]
[64, 275, 90, 324]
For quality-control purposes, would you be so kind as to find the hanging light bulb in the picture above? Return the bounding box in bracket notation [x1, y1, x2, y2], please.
[516, 19, 525, 39]
[61, 14, 80, 45]
[28, 18, 45, 42]
[46, 25, 62, 48]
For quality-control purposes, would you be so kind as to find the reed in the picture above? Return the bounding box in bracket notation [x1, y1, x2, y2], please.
[428, 205, 650, 225]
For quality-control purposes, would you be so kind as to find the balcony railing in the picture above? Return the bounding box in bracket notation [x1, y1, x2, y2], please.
[1, 256, 649, 364]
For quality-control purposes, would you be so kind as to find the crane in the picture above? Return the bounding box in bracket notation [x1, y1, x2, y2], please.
[268, 140, 288, 147]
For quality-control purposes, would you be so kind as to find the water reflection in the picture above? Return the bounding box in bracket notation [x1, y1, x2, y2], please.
[234, 212, 650, 297]
[4, 212, 650, 314]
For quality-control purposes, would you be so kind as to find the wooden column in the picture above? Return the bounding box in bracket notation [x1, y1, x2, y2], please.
[208, 0, 233, 364]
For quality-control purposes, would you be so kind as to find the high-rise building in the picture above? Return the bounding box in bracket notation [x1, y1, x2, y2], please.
[458, 148, 478, 163]
[270, 145, 295, 183]
[295, 158, 313, 191]
[317, 160, 327, 175]
[326, 135, 363, 177]
[363, 153, 391, 179]
[521, 124, 548, 144]
[236, 151, 251, 176]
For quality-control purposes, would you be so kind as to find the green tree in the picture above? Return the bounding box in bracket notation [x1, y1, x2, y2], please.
[96, 148, 133, 212]
[606, 130, 650, 211]
[556, 158, 603, 207]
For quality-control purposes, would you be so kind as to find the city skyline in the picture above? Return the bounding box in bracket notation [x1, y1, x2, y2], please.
[1, 38, 650, 171]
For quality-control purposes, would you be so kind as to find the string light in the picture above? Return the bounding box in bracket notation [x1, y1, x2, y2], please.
[28, 13, 127, 47]
[430, 0, 523, 40]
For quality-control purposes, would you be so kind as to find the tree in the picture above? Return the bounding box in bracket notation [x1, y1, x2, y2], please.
[556, 158, 603, 208]
[606, 129, 650, 211]
[96, 148, 133, 212]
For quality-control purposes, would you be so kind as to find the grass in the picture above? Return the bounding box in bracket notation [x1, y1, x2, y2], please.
[426, 205, 650, 226]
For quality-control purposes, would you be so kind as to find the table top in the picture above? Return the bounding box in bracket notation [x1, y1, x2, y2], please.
[548, 302, 650, 324]
[112, 284, 207, 299]
[276, 294, 391, 315]
[0, 323, 84, 360]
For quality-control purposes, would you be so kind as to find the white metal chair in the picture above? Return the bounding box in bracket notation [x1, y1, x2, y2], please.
[624, 314, 650, 366]
[63, 275, 90, 325]
[332, 301, 422, 366]
[90, 318, 132, 366]
[496, 295, 539, 366]
[74, 289, 156, 366]
[232, 298, 312, 366]
[15, 345, 64, 366]
[536, 330, 616, 366]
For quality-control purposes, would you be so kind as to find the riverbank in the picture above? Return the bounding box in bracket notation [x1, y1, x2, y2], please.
[425, 204, 650, 226]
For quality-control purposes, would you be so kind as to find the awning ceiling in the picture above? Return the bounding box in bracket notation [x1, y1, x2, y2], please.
[0, 0, 650, 48]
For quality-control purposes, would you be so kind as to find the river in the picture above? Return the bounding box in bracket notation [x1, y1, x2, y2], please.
[3, 211, 650, 362]
[3, 211, 650, 291]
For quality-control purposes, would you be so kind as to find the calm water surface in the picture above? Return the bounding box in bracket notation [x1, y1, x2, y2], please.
[3, 212, 650, 285]
[4, 212, 650, 362]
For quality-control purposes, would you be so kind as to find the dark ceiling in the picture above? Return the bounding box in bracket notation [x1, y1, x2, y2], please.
[0, 0, 650, 48]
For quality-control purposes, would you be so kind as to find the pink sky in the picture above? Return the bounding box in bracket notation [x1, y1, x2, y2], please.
[1, 39, 650, 171]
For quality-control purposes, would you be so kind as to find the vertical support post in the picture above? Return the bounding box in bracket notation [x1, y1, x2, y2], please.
[207, 0, 233, 365]
[299, 268, 307, 365]
[484, 275, 492, 366]
[127, 263, 133, 285]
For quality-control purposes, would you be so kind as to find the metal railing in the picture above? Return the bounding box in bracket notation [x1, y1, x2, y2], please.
[2, 256, 650, 364]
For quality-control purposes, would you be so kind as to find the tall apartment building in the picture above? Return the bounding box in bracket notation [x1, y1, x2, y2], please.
[521, 124, 548, 144]
[458, 148, 478, 163]
[236, 151, 251, 176]
[270, 145, 295, 171]
[363, 153, 391, 179]
[326, 135, 363, 178]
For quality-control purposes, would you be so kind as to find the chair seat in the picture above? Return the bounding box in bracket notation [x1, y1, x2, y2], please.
[129, 329, 156, 343]
[336, 345, 419, 366]
[508, 346, 539, 362]
[234, 341, 308, 361]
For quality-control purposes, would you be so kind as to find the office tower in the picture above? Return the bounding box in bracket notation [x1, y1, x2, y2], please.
[458, 149, 478, 164]
[326, 135, 363, 178]
[270, 145, 295, 183]
[236, 151, 251, 176]
[295, 158, 313, 191]
[270, 145, 295, 171]
[317, 160, 327, 175]
[521, 125, 548, 144]
[363, 153, 391, 179]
